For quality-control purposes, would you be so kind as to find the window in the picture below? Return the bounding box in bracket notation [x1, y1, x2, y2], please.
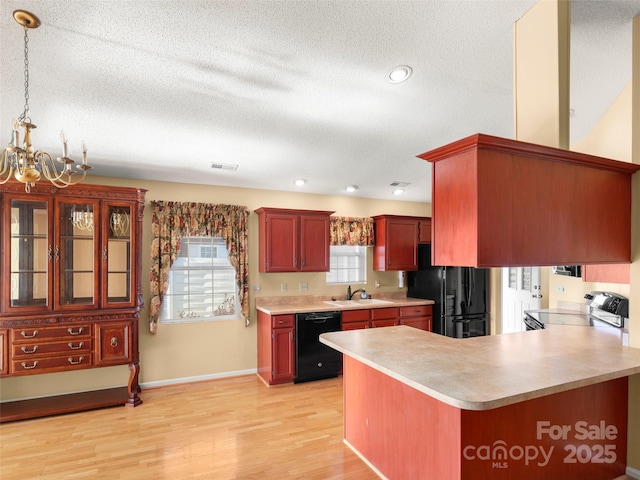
[326, 245, 367, 284]
[160, 237, 239, 323]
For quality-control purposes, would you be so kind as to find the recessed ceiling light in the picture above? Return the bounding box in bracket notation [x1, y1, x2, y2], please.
[294, 178, 308, 186]
[345, 185, 359, 193]
[388, 65, 413, 84]
[392, 188, 405, 195]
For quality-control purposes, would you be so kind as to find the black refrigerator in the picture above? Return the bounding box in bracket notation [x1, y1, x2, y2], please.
[407, 244, 489, 338]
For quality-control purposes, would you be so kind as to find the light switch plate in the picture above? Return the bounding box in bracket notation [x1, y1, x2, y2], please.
[299, 282, 308, 291]
[280, 283, 287, 292]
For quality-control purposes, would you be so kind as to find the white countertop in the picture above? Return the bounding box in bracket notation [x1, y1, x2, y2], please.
[320, 325, 640, 411]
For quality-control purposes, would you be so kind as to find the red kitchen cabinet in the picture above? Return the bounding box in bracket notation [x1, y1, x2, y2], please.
[255, 208, 334, 273]
[418, 133, 640, 267]
[370, 307, 398, 328]
[399, 305, 432, 331]
[343, 307, 400, 329]
[342, 309, 371, 330]
[257, 311, 295, 385]
[373, 215, 430, 271]
[418, 218, 431, 244]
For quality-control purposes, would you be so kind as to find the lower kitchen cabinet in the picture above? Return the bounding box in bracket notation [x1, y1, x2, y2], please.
[370, 307, 399, 328]
[343, 307, 400, 330]
[399, 305, 432, 331]
[257, 311, 295, 385]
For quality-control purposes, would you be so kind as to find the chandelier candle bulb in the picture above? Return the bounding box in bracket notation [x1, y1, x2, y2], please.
[60, 130, 68, 158]
[81, 141, 87, 164]
[12, 119, 19, 148]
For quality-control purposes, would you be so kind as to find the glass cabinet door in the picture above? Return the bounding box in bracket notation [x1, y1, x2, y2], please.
[7, 197, 52, 311]
[103, 203, 133, 307]
[56, 200, 99, 309]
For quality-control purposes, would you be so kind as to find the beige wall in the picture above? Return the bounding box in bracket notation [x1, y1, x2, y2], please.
[0, 178, 430, 399]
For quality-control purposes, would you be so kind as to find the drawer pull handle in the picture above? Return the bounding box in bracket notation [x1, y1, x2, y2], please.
[110, 337, 118, 347]
[21, 345, 38, 354]
[68, 342, 84, 350]
[20, 330, 38, 338]
[21, 361, 39, 370]
[68, 356, 85, 365]
[67, 327, 84, 336]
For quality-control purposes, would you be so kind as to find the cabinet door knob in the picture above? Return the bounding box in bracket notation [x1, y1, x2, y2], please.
[110, 337, 119, 347]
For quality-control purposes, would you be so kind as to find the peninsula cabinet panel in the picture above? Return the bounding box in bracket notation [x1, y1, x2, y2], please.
[418, 134, 640, 267]
[0, 181, 146, 422]
[255, 208, 333, 273]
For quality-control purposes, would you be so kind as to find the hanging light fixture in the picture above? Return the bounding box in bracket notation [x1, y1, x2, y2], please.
[0, 10, 91, 193]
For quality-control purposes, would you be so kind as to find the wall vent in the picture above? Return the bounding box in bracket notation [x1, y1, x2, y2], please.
[210, 163, 239, 171]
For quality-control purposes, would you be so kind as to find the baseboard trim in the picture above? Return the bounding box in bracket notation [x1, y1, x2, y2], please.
[140, 368, 257, 389]
[627, 465, 640, 479]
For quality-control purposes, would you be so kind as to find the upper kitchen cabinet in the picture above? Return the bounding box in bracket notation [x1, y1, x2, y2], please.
[372, 215, 430, 271]
[255, 208, 334, 273]
[418, 134, 640, 267]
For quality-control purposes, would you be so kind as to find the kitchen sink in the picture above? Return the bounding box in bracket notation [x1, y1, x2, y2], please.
[323, 299, 393, 307]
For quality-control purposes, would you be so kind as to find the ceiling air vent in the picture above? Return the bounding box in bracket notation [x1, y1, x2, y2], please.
[389, 181, 410, 187]
[210, 163, 239, 172]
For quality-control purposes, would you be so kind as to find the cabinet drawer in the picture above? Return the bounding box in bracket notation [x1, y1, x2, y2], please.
[342, 309, 370, 322]
[401, 317, 432, 331]
[399, 305, 432, 318]
[12, 339, 92, 359]
[272, 314, 294, 329]
[11, 325, 91, 343]
[95, 322, 132, 365]
[342, 321, 369, 331]
[12, 354, 92, 375]
[371, 319, 397, 328]
[370, 307, 398, 320]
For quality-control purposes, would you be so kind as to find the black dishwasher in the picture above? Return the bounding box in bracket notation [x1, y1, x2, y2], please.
[294, 311, 342, 383]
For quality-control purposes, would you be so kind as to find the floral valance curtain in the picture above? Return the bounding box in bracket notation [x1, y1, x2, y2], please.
[149, 201, 250, 333]
[329, 216, 375, 246]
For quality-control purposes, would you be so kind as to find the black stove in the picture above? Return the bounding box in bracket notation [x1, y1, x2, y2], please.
[523, 291, 629, 331]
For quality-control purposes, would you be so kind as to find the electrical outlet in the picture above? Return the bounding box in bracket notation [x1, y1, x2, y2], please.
[299, 282, 308, 292]
[252, 284, 261, 292]
[280, 283, 287, 292]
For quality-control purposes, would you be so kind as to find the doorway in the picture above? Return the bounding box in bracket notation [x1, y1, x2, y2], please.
[501, 267, 541, 333]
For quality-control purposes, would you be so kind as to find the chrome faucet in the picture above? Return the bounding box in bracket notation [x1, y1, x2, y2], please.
[347, 286, 366, 300]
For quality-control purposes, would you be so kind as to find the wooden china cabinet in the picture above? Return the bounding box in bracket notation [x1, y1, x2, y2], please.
[0, 181, 146, 422]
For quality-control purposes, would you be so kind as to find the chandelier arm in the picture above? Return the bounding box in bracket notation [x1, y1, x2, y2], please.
[0, 149, 16, 184]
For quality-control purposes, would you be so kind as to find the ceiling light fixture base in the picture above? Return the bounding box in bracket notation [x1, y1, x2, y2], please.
[13, 10, 41, 29]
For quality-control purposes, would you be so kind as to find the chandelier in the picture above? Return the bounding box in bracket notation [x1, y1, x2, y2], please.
[0, 10, 91, 193]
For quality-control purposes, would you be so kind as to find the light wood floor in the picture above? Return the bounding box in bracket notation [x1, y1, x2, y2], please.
[0, 375, 378, 480]
[1, 375, 638, 480]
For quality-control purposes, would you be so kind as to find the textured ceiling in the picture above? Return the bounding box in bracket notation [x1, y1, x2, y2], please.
[1, 1, 639, 203]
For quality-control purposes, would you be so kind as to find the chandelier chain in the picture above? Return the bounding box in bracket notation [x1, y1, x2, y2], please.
[19, 26, 30, 123]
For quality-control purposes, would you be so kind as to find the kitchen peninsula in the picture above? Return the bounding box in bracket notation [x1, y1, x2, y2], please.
[320, 325, 640, 480]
